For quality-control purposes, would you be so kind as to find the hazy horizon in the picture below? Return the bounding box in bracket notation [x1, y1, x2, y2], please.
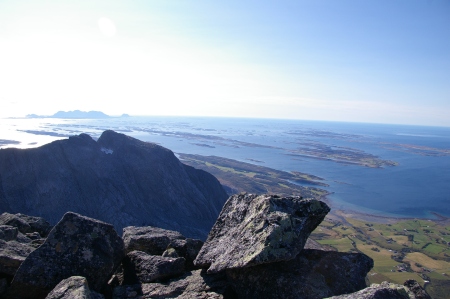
[1, 1, 449, 127]
[5, 111, 450, 129]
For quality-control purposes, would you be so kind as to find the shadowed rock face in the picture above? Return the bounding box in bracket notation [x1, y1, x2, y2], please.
[0, 239, 35, 277]
[7, 212, 124, 299]
[0, 225, 18, 242]
[122, 225, 204, 271]
[0, 216, 46, 279]
[112, 269, 233, 299]
[227, 249, 374, 299]
[122, 251, 186, 284]
[123, 226, 186, 255]
[194, 193, 330, 273]
[0, 279, 6, 297]
[0, 130, 228, 239]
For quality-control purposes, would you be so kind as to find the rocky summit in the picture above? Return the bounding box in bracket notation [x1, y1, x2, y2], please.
[0, 194, 432, 299]
[0, 130, 228, 239]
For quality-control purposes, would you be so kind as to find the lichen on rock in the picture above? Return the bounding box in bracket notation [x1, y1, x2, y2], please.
[194, 193, 330, 273]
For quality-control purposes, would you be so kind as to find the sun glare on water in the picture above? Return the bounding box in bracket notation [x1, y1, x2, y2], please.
[98, 17, 116, 37]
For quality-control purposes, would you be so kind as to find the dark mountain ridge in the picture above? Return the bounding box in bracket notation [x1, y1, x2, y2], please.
[0, 130, 228, 239]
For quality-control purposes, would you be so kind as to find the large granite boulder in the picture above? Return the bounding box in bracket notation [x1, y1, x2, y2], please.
[326, 280, 430, 299]
[45, 276, 105, 299]
[123, 225, 203, 271]
[122, 250, 185, 284]
[0, 212, 52, 237]
[113, 269, 233, 299]
[7, 212, 124, 299]
[227, 249, 374, 299]
[194, 193, 330, 273]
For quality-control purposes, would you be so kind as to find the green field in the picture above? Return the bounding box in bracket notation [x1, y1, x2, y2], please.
[313, 216, 450, 297]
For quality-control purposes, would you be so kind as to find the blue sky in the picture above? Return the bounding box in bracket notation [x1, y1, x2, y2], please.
[0, 0, 449, 126]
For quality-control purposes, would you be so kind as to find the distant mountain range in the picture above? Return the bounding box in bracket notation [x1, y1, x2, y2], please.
[0, 130, 228, 239]
[26, 110, 130, 119]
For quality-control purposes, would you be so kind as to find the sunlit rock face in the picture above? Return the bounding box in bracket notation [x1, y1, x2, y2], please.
[194, 193, 330, 273]
[45, 276, 105, 299]
[0, 130, 228, 239]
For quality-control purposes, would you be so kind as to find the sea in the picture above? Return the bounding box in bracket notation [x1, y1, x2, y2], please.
[1, 116, 449, 219]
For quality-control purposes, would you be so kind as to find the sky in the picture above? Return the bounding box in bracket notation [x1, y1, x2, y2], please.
[0, 1, 449, 126]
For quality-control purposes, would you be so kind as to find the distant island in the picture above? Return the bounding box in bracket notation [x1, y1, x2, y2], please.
[26, 110, 130, 119]
[52, 110, 110, 119]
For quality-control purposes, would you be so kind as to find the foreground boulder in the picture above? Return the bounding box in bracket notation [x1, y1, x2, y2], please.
[123, 226, 186, 254]
[123, 225, 203, 271]
[122, 251, 185, 284]
[326, 280, 430, 299]
[0, 219, 46, 280]
[194, 193, 330, 273]
[0, 239, 35, 277]
[113, 269, 233, 299]
[45, 276, 105, 299]
[0, 212, 52, 237]
[0, 197, 378, 299]
[227, 249, 373, 299]
[7, 212, 124, 299]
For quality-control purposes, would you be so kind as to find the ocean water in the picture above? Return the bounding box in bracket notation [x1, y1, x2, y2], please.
[1, 116, 450, 219]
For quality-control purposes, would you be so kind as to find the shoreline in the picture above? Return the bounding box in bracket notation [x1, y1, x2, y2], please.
[325, 203, 450, 225]
[2, 119, 449, 227]
[319, 192, 450, 225]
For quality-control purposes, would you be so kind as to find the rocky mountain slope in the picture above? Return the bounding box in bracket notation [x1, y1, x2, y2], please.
[0, 194, 431, 298]
[0, 130, 228, 239]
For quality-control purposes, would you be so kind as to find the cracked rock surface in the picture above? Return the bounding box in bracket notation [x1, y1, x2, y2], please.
[194, 193, 330, 273]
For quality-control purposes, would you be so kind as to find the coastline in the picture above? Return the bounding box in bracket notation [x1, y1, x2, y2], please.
[2, 117, 449, 227]
[326, 204, 450, 226]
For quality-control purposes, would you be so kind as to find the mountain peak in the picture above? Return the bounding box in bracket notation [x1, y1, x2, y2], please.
[0, 131, 228, 239]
